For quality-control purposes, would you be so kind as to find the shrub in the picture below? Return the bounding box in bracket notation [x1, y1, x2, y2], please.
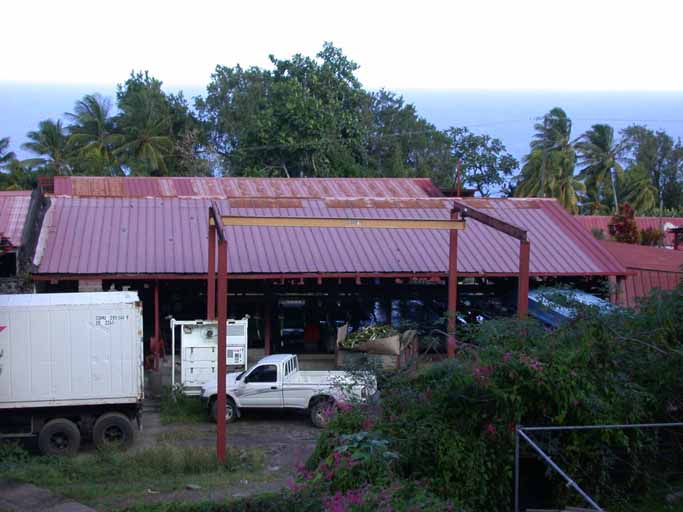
[308, 285, 683, 510]
[609, 203, 639, 243]
[640, 227, 664, 246]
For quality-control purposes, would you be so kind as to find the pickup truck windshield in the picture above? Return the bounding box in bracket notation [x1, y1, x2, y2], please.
[245, 365, 277, 383]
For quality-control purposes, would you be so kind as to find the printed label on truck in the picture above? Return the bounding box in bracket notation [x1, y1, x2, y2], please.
[95, 314, 128, 327]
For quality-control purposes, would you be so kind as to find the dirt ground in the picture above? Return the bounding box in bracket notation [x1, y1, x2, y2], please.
[94, 398, 321, 511]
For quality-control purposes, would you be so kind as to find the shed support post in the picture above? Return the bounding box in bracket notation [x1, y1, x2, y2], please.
[447, 209, 459, 358]
[264, 301, 272, 356]
[207, 223, 216, 320]
[153, 281, 160, 370]
[216, 238, 228, 462]
[517, 241, 530, 320]
[613, 275, 626, 307]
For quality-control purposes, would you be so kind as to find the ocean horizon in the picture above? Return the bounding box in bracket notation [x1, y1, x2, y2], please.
[2, 83, 683, 166]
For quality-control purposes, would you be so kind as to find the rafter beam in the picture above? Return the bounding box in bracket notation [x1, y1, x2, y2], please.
[451, 200, 527, 242]
[210, 215, 465, 231]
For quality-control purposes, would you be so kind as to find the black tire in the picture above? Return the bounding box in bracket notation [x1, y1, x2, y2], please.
[38, 418, 81, 456]
[310, 398, 336, 429]
[93, 412, 135, 450]
[211, 397, 237, 424]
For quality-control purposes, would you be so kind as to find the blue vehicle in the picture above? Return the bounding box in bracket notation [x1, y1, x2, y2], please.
[528, 288, 616, 328]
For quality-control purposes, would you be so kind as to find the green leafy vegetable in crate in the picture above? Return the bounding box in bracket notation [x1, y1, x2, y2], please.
[340, 324, 399, 349]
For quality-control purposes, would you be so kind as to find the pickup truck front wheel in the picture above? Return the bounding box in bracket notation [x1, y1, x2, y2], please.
[310, 399, 337, 428]
[211, 397, 237, 424]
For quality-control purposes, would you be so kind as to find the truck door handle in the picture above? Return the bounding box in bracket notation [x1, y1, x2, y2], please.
[270, 386, 278, 390]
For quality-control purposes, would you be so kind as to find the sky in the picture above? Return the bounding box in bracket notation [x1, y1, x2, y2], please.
[2, 0, 683, 91]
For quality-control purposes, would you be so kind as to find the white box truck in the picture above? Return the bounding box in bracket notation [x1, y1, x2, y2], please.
[0, 292, 144, 455]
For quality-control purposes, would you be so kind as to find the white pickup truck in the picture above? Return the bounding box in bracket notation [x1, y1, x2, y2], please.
[200, 354, 375, 428]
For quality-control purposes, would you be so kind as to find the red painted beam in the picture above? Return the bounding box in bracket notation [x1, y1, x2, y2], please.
[207, 223, 216, 320]
[216, 238, 228, 462]
[517, 241, 530, 319]
[30, 270, 635, 281]
[447, 209, 459, 358]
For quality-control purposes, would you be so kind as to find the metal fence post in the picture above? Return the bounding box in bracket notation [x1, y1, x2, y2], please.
[515, 425, 520, 512]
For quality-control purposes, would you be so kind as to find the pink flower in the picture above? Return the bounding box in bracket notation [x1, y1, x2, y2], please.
[484, 423, 497, 436]
[337, 401, 353, 412]
[503, 352, 513, 363]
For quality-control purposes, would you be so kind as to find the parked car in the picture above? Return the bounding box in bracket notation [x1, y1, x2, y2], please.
[528, 288, 616, 328]
[200, 354, 376, 428]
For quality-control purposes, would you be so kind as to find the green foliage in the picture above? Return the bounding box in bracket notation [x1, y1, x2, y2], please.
[159, 385, 206, 424]
[197, 43, 454, 185]
[22, 119, 71, 176]
[576, 123, 624, 214]
[621, 125, 683, 212]
[515, 108, 584, 212]
[307, 286, 683, 510]
[447, 126, 518, 196]
[640, 226, 664, 246]
[340, 324, 398, 349]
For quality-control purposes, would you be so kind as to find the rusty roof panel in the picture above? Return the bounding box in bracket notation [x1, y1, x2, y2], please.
[34, 196, 627, 277]
[601, 241, 683, 307]
[0, 191, 31, 248]
[51, 176, 444, 199]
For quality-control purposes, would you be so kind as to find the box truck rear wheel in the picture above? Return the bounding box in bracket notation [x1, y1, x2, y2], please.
[93, 412, 135, 450]
[38, 418, 81, 456]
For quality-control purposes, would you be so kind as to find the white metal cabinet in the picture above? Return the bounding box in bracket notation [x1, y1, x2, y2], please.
[170, 318, 248, 395]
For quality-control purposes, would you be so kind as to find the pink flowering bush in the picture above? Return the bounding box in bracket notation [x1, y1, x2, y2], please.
[306, 286, 683, 510]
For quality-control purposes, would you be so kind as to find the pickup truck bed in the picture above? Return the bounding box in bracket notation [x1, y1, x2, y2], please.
[201, 354, 374, 428]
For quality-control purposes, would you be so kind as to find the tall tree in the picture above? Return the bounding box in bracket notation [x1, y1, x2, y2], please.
[0, 137, 16, 168]
[197, 43, 452, 183]
[22, 120, 71, 176]
[66, 94, 123, 175]
[0, 160, 36, 190]
[620, 163, 658, 212]
[575, 124, 624, 213]
[620, 125, 683, 213]
[115, 72, 174, 175]
[198, 43, 370, 178]
[515, 108, 581, 211]
[446, 126, 518, 196]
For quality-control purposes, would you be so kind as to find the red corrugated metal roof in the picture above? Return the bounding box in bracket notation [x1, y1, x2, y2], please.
[600, 240, 683, 307]
[34, 196, 627, 277]
[51, 176, 444, 199]
[0, 191, 31, 248]
[600, 240, 683, 272]
[576, 215, 683, 246]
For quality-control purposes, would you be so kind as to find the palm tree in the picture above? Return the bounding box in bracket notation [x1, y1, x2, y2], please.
[0, 159, 36, 190]
[115, 93, 173, 175]
[516, 108, 581, 209]
[575, 124, 624, 213]
[620, 164, 658, 212]
[0, 137, 16, 168]
[66, 94, 123, 175]
[530, 108, 574, 196]
[22, 120, 71, 176]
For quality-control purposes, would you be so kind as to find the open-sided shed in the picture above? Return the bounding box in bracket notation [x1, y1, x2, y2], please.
[24, 177, 628, 358]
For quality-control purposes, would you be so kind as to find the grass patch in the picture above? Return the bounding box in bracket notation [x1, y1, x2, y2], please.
[0, 441, 264, 507]
[160, 386, 206, 424]
[156, 426, 207, 443]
